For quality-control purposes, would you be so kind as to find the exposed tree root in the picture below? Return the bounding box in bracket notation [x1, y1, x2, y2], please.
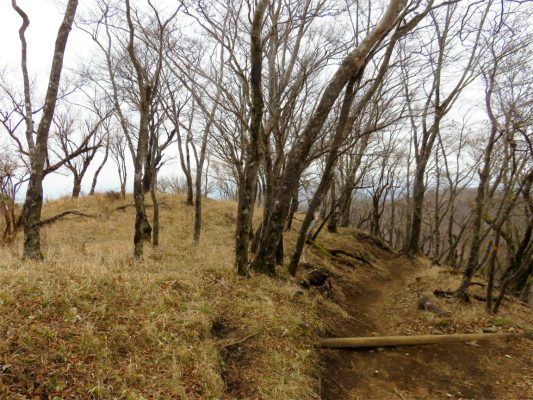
[113, 201, 167, 212]
[39, 210, 98, 226]
[350, 231, 395, 253]
[328, 249, 375, 268]
[305, 239, 355, 268]
[433, 289, 502, 303]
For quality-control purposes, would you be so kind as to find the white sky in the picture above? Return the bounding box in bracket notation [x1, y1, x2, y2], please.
[0, 1, 181, 201]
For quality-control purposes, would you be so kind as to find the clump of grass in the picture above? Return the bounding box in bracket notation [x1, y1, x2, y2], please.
[491, 317, 517, 327]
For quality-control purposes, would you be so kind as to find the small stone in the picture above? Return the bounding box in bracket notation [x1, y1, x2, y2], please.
[377, 347, 385, 352]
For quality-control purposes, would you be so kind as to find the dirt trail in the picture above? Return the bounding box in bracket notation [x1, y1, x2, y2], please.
[319, 248, 532, 400]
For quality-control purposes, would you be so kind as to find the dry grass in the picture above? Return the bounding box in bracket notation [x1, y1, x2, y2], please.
[410, 263, 533, 334]
[0, 194, 356, 400]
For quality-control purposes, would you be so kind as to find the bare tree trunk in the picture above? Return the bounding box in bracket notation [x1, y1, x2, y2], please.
[457, 57, 500, 295]
[125, 0, 152, 259]
[72, 173, 82, 198]
[150, 178, 159, 247]
[177, 126, 194, 206]
[286, 13, 413, 275]
[192, 51, 224, 246]
[407, 163, 427, 255]
[17, 0, 79, 259]
[90, 134, 109, 195]
[235, 0, 269, 275]
[285, 188, 299, 231]
[327, 178, 338, 233]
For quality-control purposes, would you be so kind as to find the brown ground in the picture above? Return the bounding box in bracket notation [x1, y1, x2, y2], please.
[319, 245, 533, 400]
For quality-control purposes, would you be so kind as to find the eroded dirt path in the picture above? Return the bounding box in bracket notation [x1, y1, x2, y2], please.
[320, 249, 533, 400]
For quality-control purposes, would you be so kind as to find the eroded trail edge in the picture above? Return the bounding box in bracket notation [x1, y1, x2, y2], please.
[319, 246, 533, 399]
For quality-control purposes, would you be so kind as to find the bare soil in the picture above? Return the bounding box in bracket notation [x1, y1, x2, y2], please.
[319, 245, 533, 400]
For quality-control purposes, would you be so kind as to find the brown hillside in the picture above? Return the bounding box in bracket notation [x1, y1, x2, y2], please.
[0, 193, 531, 399]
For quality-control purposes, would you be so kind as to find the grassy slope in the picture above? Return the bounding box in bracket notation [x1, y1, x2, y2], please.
[0, 193, 359, 400]
[1, 194, 531, 399]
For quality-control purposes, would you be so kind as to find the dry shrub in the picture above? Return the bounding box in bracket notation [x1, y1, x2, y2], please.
[103, 189, 123, 200]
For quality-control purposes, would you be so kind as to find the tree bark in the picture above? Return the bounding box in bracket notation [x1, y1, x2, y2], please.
[327, 178, 338, 233]
[150, 179, 159, 247]
[72, 174, 82, 198]
[457, 54, 500, 295]
[235, 0, 269, 275]
[286, 9, 412, 275]
[125, 0, 153, 259]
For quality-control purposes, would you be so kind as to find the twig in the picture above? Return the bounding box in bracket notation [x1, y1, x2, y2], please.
[224, 331, 260, 348]
[349, 316, 373, 330]
[394, 387, 406, 400]
[212, 276, 229, 290]
[80, 302, 99, 322]
[113, 202, 134, 211]
[331, 377, 347, 392]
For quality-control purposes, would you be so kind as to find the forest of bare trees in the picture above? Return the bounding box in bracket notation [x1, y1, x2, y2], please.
[1, 0, 532, 312]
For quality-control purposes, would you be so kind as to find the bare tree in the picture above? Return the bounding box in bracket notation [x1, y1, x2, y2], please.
[234, 0, 269, 274]
[10, 0, 79, 259]
[403, 1, 491, 255]
[286, 0, 431, 275]
[109, 127, 128, 199]
[50, 109, 110, 198]
[82, 0, 179, 258]
[0, 144, 26, 245]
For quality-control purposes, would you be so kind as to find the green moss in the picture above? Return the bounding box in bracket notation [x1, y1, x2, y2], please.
[491, 318, 517, 327]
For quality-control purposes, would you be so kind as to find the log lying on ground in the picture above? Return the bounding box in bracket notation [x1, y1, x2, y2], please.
[319, 332, 528, 348]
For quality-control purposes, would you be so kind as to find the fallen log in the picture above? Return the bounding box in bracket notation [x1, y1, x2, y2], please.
[319, 332, 527, 349]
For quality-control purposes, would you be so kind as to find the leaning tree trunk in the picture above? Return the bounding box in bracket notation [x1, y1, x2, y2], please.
[457, 64, 500, 295]
[287, 21, 404, 275]
[19, 0, 79, 260]
[285, 188, 299, 231]
[253, 0, 409, 275]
